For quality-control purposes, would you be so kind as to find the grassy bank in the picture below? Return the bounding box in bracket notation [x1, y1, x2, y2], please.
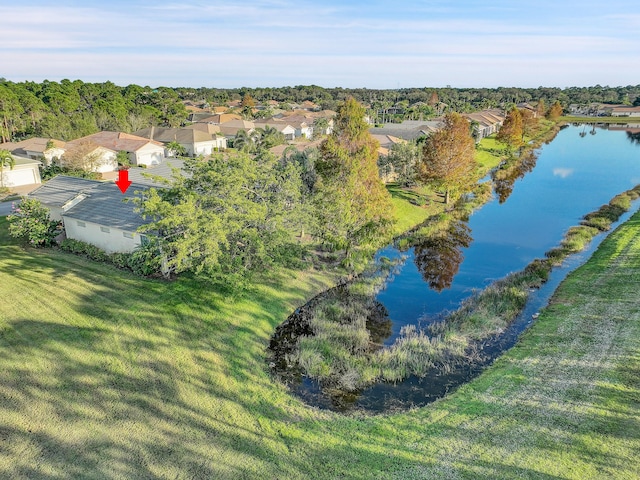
[1, 206, 639, 478]
[559, 115, 638, 124]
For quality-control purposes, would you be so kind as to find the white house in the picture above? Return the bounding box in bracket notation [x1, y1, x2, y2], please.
[62, 182, 149, 254]
[61, 142, 118, 173]
[29, 175, 149, 253]
[69, 131, 165, 168]
[134, 126, 227, 156]
[1, 138, 66, 166]
[0, 155, 42, 188]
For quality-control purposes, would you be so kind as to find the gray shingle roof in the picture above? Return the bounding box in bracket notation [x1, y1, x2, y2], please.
[126, 159, 187, 186]
[29, 176, 102, 207]
[63, 182, 149, 231]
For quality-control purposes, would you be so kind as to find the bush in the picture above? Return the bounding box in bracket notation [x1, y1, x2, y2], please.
[60, 238, 162, 277]
[8, 198, 61, 247]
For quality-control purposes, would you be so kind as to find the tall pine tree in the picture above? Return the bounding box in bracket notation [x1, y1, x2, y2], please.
[314, 97, 394, 265]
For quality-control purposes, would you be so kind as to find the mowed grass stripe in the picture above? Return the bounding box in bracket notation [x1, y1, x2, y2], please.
[1, 208, 639, 479]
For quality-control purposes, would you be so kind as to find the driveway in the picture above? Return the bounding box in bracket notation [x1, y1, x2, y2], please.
[0, 201, 15, 216]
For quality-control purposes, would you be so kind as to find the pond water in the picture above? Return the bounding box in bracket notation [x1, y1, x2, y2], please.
[270, 124, 640, 412]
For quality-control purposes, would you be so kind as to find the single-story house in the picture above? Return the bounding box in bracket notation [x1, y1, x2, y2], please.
[609, 106, 640, 117]
[369, 120, 443, 141]
[62, 181, 150, 254]
[218, 119, 256, 138]
[134, 126, 227, 156]
[253, 121, 297, 141]
[1, 138, 66, 166]
[463, 110, 505, 142]
[0, 155, 42, 188]
[69, 131, 165, 167]
[61, 141, 118, 173]
[29, 175, 150, 253]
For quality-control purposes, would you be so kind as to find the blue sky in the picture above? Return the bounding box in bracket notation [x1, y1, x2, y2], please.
[1, 0, 638, 88]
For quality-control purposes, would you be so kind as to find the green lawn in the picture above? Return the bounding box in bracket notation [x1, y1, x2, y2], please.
[1, 206, 639, 478]
[559, 115, 638, 124]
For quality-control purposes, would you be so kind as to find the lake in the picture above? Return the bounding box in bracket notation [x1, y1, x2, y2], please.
[270, 124, 640, 412]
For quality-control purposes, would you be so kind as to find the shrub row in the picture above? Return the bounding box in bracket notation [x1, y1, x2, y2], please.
[59, 238, 162, 277]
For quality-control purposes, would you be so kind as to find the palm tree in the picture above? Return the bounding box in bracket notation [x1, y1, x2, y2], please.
[0, 149, 15, 189]
[232, 129, 254, 152]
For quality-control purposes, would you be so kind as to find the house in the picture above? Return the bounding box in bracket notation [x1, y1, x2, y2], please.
[253, 120, 297, 141]
[134, 127, 227, 156]
[61, 141, 118, 174]
[62, 182, 150, 254]
[218, 119, 256, 138]
[0, 155, 42, 188]
[371, 134, 407, 157]
[1, 138, 66, 165]
[463, 110, 505, 142]
[369, 120, 443, 141]
[609, 106, 640, 117]
[29, 175, 150, 253]
[68, 131, 165, 168]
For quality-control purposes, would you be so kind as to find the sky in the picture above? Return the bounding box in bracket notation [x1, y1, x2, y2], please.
[1, 0, 639, 89]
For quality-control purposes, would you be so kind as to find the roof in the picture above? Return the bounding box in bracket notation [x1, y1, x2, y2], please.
[68, 131, 164, 153]
[134, 127, 219, 144]
[126, 159, 188, 186]
[369, 120, 443, 140]
[63, 182, 149, 232]
[4, 137, 66, 154]
[11, 155, 43, 167]
[184, 123, 222, 135]
[370, 134, 407, 147]
[29, 175, 103, 207]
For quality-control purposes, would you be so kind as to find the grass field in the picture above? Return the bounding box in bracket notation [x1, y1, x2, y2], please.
[559, 115, 638, 124]
[1, 209, 639, 478]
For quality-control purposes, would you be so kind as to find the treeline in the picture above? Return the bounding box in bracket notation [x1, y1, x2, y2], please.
[2, 78, 639, 144]
[178, 84, 640, 112]
[0, 79, 187, 142]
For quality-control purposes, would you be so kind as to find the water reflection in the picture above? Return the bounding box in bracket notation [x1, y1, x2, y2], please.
[627, 131, 640, 145]
[491, 151, 538, 203]
[413, 220, 473, 292]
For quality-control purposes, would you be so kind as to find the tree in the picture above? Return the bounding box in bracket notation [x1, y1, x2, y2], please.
[496, 106, 524, 152]
[0, 148, 15, 188]
[8, 197, 60, 247]
[519, 108, 538, 140]
[62, 140, 108, 172]
[165, 141, 187, 157]
[385, 141, 420, 186]
[535, 99, 547, 117]
[116, 150, 132, 167]
[314, 97, 394, 264]
[312, 117, 329, 137]
[241, 93, 256, 108]
[136, 153, 305, 289]
[547, 100, 563, 121]
[417, 113, 477, 205]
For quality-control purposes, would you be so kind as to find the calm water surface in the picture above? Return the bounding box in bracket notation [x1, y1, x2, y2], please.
[378, 124, 640, 343]
[272, 125, 640, 412]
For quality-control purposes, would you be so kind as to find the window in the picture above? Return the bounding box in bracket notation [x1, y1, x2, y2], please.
[123, 232, 134, 239]
[77, 221, 86, 228]
[100, 226, 110, 233]
[140, 235, 149, 246]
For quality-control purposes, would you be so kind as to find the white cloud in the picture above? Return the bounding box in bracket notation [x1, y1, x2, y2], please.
[553, 168, 574, 179]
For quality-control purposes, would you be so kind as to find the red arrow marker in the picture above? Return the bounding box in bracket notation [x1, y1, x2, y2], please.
[115, 169, 132, 194]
